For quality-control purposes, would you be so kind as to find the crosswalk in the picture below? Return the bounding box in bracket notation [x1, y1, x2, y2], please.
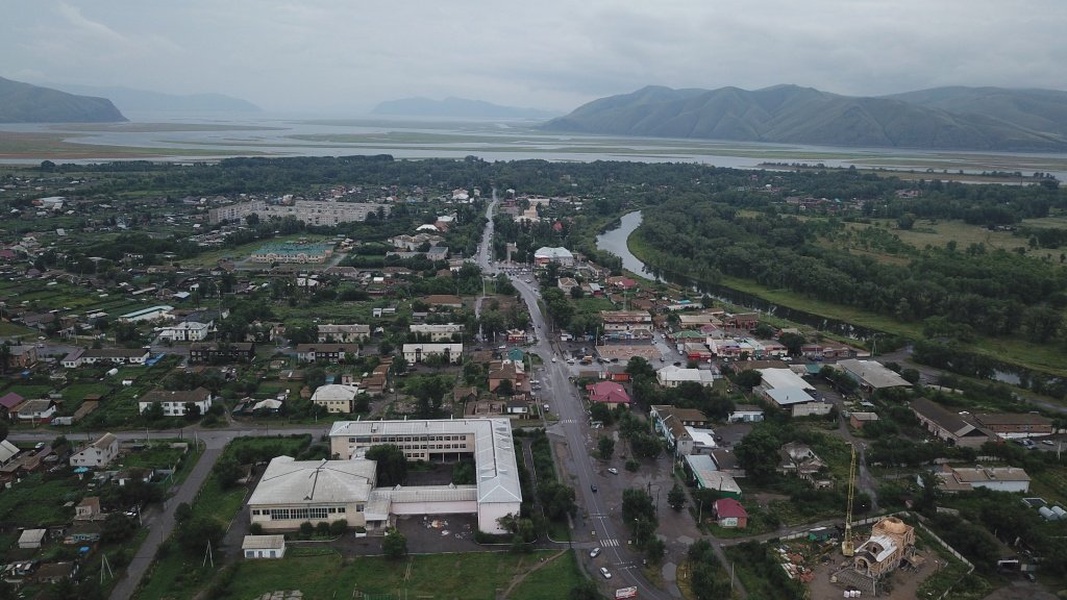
[599, 538, 621, 547]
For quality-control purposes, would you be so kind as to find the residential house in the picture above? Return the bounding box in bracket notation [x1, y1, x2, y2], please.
[189, 342, 256, 364]
[723, 312, 758, 330]
[409, 323, 463, 342]
[70, 433, 119, 468]
[728, 405, 764, 423]
[403, 343, 462, 364]
[778, 442, 832, 488]
[74, 497, 104, 521]
[158, 321, 211, 342]
[600, 310, 653, 340]
[713, 498, 748, 529]
[16, 399, 56, 422]
[557, 278, 579, 294]
[0, 392, 25, 417]
[67, 522, 102, 543]
[488, 361, 524, 393]
[33, 562, 77, 584]
[138, 387, 213, 417]
[684, 454, 742, 498]
[60, 349, 85, 368]
[317, 324, 371, 343]
[80, 348, 151, 365]
[311, 384, 361, 414]
[0, 440, 20, 466]
[295, 343, 360, 364]
[656, 365, 716, 388]
[585, 381, 631, 406]
[6, 345, 38, 369]
[651, 405, 714, 456]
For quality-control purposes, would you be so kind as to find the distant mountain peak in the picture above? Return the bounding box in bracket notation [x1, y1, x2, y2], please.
[0, 76, 126, 123]
[542, 84, 1067, 152]
[371, 97, 558, 119]
[46, 83, 261, 113]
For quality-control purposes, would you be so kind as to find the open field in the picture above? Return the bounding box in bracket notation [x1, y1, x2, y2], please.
[0, 131, 236, 160]
[224, 551, 582, 600]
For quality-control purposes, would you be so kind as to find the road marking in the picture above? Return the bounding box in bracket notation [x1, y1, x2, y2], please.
[601, 538, 621, 547]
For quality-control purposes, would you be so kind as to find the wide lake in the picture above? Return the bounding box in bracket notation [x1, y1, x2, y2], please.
[4, 112, 1067, 179]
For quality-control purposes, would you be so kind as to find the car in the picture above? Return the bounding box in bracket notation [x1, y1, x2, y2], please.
[590, 484, 598, 492]
[599, 567, 612, 579]
[607, 468, 618, 475]
[551, 357, 557, 363]
[589, 547, 601, 558]
[1043, 440, 1056, 446]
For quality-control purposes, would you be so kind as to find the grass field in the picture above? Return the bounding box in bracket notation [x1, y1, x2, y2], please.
[0, 473, 83, 527]
[223, 550, 582, 600]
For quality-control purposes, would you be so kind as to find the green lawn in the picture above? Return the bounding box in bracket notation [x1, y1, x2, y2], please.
[221, 550, 582, 600]
[0, 473, 84, 526]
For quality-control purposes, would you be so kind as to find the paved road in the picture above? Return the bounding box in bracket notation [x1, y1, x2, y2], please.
[10, 427, 327, 600]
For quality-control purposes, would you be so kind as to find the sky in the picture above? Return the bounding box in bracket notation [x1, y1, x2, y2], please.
[4, 0, 1067, 115]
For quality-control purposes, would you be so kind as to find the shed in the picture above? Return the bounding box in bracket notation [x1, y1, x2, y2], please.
[19, 528, 47, 549]
[242, 534, 287, 559]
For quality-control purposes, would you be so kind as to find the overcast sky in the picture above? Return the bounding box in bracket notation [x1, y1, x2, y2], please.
[5, 1, 1067, 114]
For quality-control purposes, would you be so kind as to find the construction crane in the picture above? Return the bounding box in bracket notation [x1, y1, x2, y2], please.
[842, 443, 857, 557]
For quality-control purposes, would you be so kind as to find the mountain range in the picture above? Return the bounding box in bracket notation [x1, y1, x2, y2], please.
[49, 84, 261, 113]
[0, 76, 126, 123]
[371, 96, 557, 119]
[541, 85, 1067, 152]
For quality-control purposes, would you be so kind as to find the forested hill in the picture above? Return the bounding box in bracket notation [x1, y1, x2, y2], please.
[541, 84, 1067, 152]
[0, 76, 127, 123]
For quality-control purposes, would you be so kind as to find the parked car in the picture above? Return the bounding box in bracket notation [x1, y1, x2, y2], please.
[607, 468, 619, 475]
[599, 567, 612, 579]
[590, 484, 598, 492]
[589, 547, 601, 558]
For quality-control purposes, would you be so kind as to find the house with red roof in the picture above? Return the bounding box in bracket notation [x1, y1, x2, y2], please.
[585, 381, 631, 406]
[713, 498, 748, 529]
[0, 393, 25, 418]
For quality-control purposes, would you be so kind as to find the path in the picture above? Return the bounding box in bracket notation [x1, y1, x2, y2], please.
[500, 549, 568, 598]
[109, 445, 223, 600]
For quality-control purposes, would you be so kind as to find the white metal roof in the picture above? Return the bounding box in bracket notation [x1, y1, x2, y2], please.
[242, 534, 286, 550]
[837, 359, 912, 389]
[758, 368, 814, 391]
[329, 418, 521, 506]
[311, 384, 360, 402]
[766, 387, 816, 406]
[247, 456, 376, 506]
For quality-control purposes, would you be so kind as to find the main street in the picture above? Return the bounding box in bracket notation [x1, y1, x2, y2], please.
[474, 193, 681, 598]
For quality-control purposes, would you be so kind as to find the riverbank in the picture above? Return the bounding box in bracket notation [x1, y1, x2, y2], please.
[597, 210, 1067, 381]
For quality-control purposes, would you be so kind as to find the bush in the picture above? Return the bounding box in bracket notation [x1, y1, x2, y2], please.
[299, 521, 314, 537]
[315, 521, 331, 537]
[329, 520, 348, 535]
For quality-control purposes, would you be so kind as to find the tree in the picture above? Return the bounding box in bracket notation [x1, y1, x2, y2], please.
[382, 528, 408, 559]
[667, 482, 687, 511]
[733, 369, 762, 391]
[176, 515, 224, 556]
[366, 444, 407, 486]
[174, 502, 193, 525]
[569, 580, 601, 600]
[213, 456, 242, 489]
[597, 436, 615, 460]
[733, 426, 781, 483]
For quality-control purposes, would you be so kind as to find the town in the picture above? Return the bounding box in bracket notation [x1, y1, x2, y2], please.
[0, 157, 1063, 600]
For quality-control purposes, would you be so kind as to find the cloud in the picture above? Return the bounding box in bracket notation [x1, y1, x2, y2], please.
[3, 0, 1066, 113]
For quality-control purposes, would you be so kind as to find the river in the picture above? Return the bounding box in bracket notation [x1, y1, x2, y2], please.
[596, 211, 1058, 387]
[596, 211, 881, 338]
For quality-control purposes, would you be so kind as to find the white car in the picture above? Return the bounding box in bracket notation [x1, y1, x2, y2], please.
[607, 468, 618, 475]
[589, 547, 601, 558]
[599, 567, 612, 579]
